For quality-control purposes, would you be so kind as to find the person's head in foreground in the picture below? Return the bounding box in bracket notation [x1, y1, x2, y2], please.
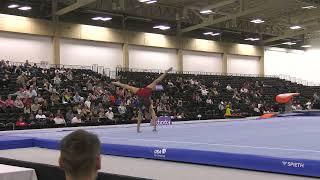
[59, 130, 101, 180]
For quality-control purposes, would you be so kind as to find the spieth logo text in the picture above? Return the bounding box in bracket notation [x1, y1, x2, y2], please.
[154, 148, 167, 158]
[282, 161, 305, 168]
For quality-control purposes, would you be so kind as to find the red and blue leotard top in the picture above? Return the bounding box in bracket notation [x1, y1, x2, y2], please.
[136, 87, 152, 98]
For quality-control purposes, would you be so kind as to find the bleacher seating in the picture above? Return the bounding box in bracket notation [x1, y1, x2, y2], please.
[1, 60, 320, 131]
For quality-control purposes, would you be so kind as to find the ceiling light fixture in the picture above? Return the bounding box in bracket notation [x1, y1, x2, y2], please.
[302, 5, 317, 9]
[290, 25, 302, 30]
[200, 9, 214, 14]
[301, 44, 312, 48]
[8, 4, 19, 8]
[203, 32, 221, 36]
[138, 0, 157, 3]
[250, 19, 265, 24]
[282, 42, 297, 45]
[92, 17, 112, 21]
[153, 25, 171, 30]
[146, 0, 157, 4]
[18, 6, 32, 11]
[245, 38, 260, 41]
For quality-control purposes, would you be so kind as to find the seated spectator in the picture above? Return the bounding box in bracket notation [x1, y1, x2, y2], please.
[84, 98, 91, 109]
[16, 116, 29, 127]
[177, 99, 183, 108]
[86, 80, 93, 91]
[232, 89, 241, 101]
[212, 81, 219, 86]
[73, 92, 83, 103]
[59, 130, 101, 180]
[53, 74, 61, 87]
[47, 113, 55, 125]
[14, 97, 24, 109]
[118, 102, 127, 119]
[201, 87, 208, 96]
[35, 110, 46, 120]
[98, 108, 105, 119]
[206, 97, 213, 104]
[105, 107, 114, 121]
[5, 95, 14, 108]
[27, 77, 37, 87]
[176, 112, 185, 119]
[255, 81, 260, 88]
[27, 114, 36, 125]
[101, 94, 109, 106]
[0, 74, 9, 88]
[50, 92, 60, 106]
[35, 94, 45, 104]
[108, 93, 116, 105]
[167, 80, 174, 87]
[24, 60, 31, 67]
[115, 97, 122, 106]
[81, 106, 91, 117]
[306, 99, 312, 110]
[54, 114, 66, 125]
[157, 102, 165, 114]
[0, 96, 5, 112]
[16, 73, 27, 86]
[30, 86, 37, 98]
[226, 84, 233, 91]
[31, 100, 41, 114]
[313, 92, 320, 103]
[11, 88, 25, 99]
[62, 90, 72, 104]
[67, 70, 73, 81]
[211, 88, 219, 96]
[240, 87, 248, 94]
[43, 79, 53, 92]
[218, 101, 225, 114]
[66, 109, 75, 122]
[23, 103, 31, 114]
[71, 114, 82, 124]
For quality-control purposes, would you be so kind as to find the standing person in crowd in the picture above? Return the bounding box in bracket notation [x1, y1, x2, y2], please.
[59, 130, 101, 180]
[112, 67, 172, 132]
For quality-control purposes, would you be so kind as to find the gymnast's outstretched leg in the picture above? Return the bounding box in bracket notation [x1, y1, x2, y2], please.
[137, 110, 143, 133]
[146, 67, 173, 91]
[112, 81, 139, 94]
[149, 104, 158, 132]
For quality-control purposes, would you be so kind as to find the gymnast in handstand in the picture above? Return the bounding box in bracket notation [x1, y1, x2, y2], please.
[112, 67, 172, 133]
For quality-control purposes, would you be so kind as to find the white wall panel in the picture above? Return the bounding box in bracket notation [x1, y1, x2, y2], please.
[265, 42, 320, 84]
[182, 51, 222, 73]
[0, 32, 52, 64]
[264, 48, 304, 78]
[128, 45, 178, 70]
[227, 55, 260, 75]
[60, 38, 123, 71]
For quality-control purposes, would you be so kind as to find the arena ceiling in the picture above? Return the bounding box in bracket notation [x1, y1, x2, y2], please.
[1, 0, 320, 49]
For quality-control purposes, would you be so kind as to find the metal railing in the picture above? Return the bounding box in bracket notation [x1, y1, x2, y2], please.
[116, 67, 320, 87]
[6, 61, 111, 77]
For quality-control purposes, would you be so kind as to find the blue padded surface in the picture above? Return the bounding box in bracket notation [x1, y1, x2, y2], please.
[0, 136, 33, 150]
[2, 117, 320, 177]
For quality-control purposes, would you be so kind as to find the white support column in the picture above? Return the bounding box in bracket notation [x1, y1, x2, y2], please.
[222, 53, 228, 75]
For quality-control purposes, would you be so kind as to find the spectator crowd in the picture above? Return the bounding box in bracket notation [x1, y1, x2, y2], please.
[0, 60, 318, 129]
